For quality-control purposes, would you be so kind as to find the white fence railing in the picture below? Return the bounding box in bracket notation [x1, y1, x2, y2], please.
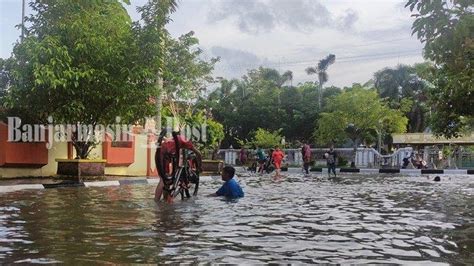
[218, 147, 413, 168]
[355, 147, 413, 168]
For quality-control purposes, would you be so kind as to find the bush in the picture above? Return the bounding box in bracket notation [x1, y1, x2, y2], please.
[247, 128, 283, 149]
[337, 157, 348, 167]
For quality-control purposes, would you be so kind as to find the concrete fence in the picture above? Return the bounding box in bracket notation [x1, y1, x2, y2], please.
[218, 147, 421, 168]
[355, 147, 413, 168]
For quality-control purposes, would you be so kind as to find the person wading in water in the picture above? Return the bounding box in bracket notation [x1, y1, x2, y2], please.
[325, 146, 337, 179]
[154, 131, 202, 202]
[302, 143, 311, 175]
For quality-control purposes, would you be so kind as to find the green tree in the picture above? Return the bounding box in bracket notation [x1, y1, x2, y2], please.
[373, 64, 431, 132]
[305, 54, 336, 108]
[281, 70, 293, 86]
[283, 81, 336, 143]
[203, 68, 287, 147]
[2, 0, 154, 158]
[162, 31, 218, 104]
[322, 85, 342, 107]
[247, 128, 283, 149]
[204, 119, 225, 151]
[406, 0, 473, 137]
[0, 58, 11, 119]
[135, 1, 217, 132]
[315, 87, 408, 161]
[201, 68, 341, 147]
[180, 110, 224, 158]
[135, 0, 178, 132]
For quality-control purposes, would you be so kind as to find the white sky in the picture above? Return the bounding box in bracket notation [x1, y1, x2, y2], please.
[0, 0, 425, 87]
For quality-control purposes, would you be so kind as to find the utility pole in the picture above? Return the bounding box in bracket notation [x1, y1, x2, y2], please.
[319, 80, 322, 109]
[156, 32, 165, 134]
[21, 0, 25, 42]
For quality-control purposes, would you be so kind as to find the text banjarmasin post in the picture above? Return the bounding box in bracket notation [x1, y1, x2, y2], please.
[7, 116, 208, 149]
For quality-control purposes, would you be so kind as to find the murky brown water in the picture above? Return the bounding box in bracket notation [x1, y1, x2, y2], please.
[0, 174, 472, 264]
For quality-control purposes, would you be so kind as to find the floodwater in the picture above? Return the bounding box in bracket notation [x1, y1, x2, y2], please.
[0, 174, 472, 264]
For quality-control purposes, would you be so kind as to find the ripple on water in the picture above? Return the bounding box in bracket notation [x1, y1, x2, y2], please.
[0, 174, 472, 264]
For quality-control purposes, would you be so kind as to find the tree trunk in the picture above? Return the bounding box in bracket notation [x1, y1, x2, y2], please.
[71, 130, 93, 159]
[155, 76, 163, 132]
[73, 141, 92, 159]
[415, 105, 423, 132]
[156, 26, 166, 133]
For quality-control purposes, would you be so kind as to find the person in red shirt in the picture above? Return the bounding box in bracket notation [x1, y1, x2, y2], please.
[302, 143, 311, 175]
[272, 146, 285, 177]
[154, 132, 202, 201]
[239, 147, 247, 167]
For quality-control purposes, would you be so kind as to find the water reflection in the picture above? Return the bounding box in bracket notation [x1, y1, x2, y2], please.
[0, 174, 472, 264]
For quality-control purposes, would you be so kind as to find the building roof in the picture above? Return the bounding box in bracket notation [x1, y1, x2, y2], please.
[392, 133, 474, 145]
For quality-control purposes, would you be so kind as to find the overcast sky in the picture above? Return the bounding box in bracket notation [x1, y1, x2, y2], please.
[0, 0, 425, 87]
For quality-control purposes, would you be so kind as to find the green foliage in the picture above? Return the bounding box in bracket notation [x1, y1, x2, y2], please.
[0, 58, 10, 120]
[315, 87, 408, 147]
[133, 0, 179, 137]
[205, 118, 225, 150]
[183, 111, 224, 150]
[2, 0, 155, 158]
[162, 31, 218, 102]
[135, 0, 217, 134]
[406, 0, 474, 137]
[373, 64, 432, 132]
[134, 0, 178, 75]
[200, 68, 336, 147]
[248, 128, 283, 149]
[337, 156, 348, 167]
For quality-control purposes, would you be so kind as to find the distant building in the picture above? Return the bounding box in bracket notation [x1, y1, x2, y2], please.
[392, 133, 474, 146]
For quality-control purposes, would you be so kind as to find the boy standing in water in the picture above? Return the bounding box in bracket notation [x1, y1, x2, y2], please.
[272, 146, 285, 178]
[326, 147, 337, 178]
[209, 166, 244, 198]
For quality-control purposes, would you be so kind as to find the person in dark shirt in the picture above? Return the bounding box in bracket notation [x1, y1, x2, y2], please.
[256, 147, 266, 174]
[209, 166, 244, 198]
[325, 147, 337, 178]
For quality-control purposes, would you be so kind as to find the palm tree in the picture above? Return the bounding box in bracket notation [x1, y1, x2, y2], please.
[306, 54, 336, 109]
[373, 64, 429, 132]
[280, 70, 293, 87]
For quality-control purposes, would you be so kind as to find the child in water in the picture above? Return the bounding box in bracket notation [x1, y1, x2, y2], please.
[209, 166, 244, 198]
[272, 146, 285, 178]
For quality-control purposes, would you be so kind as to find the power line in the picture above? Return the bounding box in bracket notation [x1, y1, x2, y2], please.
[213, 49, 422, 71]
[296, 53, 424, 84]
[276, 36, 417, 57]
[293, 37, 414, 52]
